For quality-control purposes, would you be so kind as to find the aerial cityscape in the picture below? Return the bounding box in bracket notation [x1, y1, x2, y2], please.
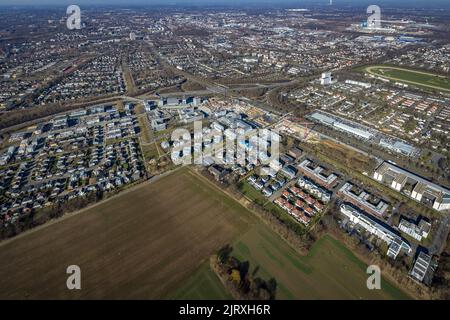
[0, 0, 449, 303]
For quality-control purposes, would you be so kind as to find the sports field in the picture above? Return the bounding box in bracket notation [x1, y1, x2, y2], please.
[0, 168, 255, 299]
[364, 65, 450, 92]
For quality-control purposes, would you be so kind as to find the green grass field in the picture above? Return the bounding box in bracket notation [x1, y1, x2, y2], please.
[166, 262, 232, 300]
[239, 181, 307, 234]
[239, 180, 267, 204]
[364, 65, 450, 92]
[231, 225, 410, 300]
[0, 165, 411, 300]
[171, 221, 411, 300]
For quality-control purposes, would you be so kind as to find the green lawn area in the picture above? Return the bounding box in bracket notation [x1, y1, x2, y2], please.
[141, 143, 161, 160]
[169, 219, 411, 300]
[159, 170, 412, 300]
[239, 181, 307, 234]
[231, 226, 411, 300]
[166, 262, 232, 300]
[365, 65, 450, 92]
[239, 180, 267, 205]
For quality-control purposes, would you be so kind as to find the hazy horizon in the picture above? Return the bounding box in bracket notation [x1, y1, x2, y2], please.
[0, 0, 449, 8]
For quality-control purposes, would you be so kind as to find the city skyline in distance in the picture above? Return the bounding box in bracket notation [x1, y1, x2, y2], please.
[1, 0, 450, 8]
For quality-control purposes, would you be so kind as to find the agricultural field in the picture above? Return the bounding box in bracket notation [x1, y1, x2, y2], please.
[364, 65, 450, 92]
[229, 226, 411, 300]
[0, 165, 410, 300]
[166, 262, 232, 300]
[0, 167, 256, 299]
[170, 220, 411, 300]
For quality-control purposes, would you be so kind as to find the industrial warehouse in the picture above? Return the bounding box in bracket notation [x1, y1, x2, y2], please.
[308, 110, 418, 157]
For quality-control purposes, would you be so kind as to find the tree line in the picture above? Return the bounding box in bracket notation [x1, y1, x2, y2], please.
[213, 244, 277, 300]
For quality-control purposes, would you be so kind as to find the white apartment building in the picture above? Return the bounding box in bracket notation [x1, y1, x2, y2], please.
[340, 203, 411, 259]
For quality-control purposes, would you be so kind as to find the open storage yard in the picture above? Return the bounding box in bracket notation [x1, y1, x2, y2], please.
[0, 166, 410, 300]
